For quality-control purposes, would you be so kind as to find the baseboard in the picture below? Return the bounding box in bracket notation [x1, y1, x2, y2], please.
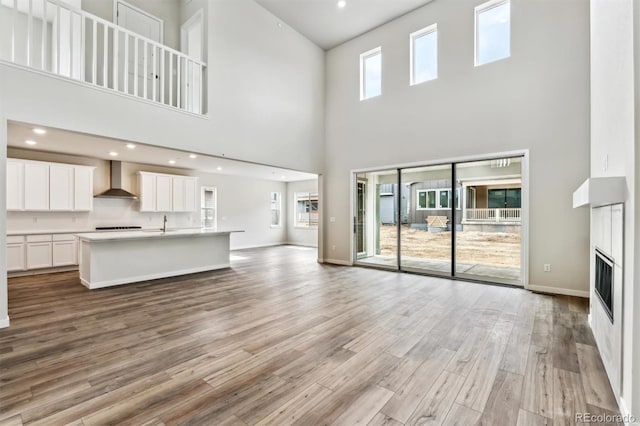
[81, 264, 230, 289]
[0, 316, 9, 328]
[323, 258, 352, 266]
[231, 243, 285, 251]
[284, 242, 318, 248]
[619, 397, 638, 425]
[526, 285, 590, 298]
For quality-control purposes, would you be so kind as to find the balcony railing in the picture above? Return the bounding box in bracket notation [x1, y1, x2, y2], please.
[0, 0, 206, 114]
[464, 208, 521, 223]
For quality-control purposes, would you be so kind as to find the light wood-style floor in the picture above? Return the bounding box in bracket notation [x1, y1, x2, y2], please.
[0, 246, 620, 425]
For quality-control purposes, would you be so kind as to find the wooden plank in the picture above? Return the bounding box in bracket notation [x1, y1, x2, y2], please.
[575, 344, 619, 412]
[552, 367, 587, 426]
[405, 370, 466, 426]
[515, 409, 550, 426]
[520, 345, 553, 419]
[441, 403, 482, 426]
[332, 385, 394, 426]
[476, 370, 524, 426]
[255, 383, 331, 426]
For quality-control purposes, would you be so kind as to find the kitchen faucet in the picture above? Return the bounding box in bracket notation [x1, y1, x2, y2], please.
[162, 215, 167, 233]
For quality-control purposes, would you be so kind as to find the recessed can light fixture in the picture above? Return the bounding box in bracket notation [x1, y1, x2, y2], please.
[25, 140, 38, 146]
[216, 166, 223, 171]
[126, 143, 136, 149]
[281, 175, 286, 179]
[32, 128, 46, 135]
[337, 0, 346, 8]
[109, 151, 118, 156]
[168, 160, 176, 164]
[189, 154, 197, 159]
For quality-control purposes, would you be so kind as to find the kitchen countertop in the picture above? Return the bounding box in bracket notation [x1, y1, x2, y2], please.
[76, 229, 243, 242]
[7, 227, 204, 236]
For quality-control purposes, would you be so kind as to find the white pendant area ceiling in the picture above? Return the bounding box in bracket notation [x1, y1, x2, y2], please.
[254, 0, 434, 50]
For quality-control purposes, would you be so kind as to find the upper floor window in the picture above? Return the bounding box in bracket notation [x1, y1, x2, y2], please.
[417, 188, 461, 210]
[270, 192, 282, 227]
[410, 24, 438, 85]
[360, 47, 382, 100]
[475, 0, 510, 66]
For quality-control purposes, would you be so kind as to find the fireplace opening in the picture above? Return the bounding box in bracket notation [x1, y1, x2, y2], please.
[595, 248, 614, 323]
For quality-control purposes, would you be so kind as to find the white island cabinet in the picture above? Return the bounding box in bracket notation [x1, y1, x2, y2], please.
[76, 229, 242, 289]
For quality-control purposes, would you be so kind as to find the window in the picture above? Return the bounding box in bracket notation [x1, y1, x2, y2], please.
[475, 0, 510, 66]
[488, 188, 521, 208]
[410, 24, 438, 85]
[270, 192, 281, 227]
[201, 187, 217, 228]
[294, 192, 319, 227]
[360, 47, 382, 100]
[417, 188, 462, 210]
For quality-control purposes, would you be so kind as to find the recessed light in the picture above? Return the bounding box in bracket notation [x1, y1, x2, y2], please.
[126, 143, 136, 149]
[169, 160, 176, 165]
[109, 151, 118, 156]
[32, 128, 46, 135]
[25, 140, 37, 146]
[189, 154, 197, 159]
[281, 175, 286, 179]
[216, 166, 223, 171]
[337, 0, 346, 8]
[277, 22, 283, 28]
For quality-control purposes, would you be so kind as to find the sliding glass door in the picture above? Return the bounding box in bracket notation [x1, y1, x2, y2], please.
[400, 165, 452, 276]
[354, 155, 523, 286]
[455, 157, 522, 283]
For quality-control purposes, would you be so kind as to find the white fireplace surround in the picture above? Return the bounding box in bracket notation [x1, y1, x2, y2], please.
[590, 204, 624, 398]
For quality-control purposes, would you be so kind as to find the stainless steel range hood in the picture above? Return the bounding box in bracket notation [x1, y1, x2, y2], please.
[95, 161, 138, 199]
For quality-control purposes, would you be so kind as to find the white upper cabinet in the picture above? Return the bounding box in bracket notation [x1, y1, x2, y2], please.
[172, 177, 197, 212]
[7, 160, 24, 210]
[7, 159, 95, 211]
[24, 162, 50, 211]
[156, 175, 173, 212]
[139, 172, 197, 212]
[73, 166, 94, 211]
[50, 164, 74, 211]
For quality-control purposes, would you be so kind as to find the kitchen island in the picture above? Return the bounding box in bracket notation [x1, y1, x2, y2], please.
[75, 229, 243, 289]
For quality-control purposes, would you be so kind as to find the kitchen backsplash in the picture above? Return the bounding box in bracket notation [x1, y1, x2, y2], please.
[7, 198, 199, 232]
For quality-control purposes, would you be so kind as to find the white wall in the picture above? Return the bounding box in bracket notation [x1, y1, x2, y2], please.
[590, 0, 637, 418]
[323, 0, 591, 294]
[7, 148, 288, 250]
[286, 179, 318, 247]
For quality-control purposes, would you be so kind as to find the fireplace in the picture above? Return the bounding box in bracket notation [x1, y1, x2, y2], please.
[595, 248, 614, 323]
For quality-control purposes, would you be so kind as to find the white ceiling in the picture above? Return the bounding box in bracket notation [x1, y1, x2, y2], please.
[7, 122, 317, 182]
[255, 0, 434, 50]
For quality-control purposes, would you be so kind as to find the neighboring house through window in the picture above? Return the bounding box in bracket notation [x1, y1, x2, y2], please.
[294, 192, 319, 227]
[201, 186, 217, 228]
[270, 192, 281, 227]
[417, 188, 461, 210]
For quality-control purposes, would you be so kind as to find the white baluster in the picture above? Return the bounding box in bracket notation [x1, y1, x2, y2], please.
[143, 40, 148, 99]
[92, 19, 97, 84]
[42, 0, 47, 71]
[113, 28, 118, 90]
[134, 36, 138, 97]
[169, 53, 173, 107]
[27, 0, 33, 67]
[124, 33, 129, 94]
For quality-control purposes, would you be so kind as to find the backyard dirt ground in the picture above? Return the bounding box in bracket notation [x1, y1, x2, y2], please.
[379, 225, 521, 268]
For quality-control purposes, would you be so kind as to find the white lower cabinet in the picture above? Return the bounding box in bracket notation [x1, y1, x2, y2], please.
[8, 234, 79, 272]
[7, 236, 25, 272]
[26, 235, 53, 269]
[52, 235, 77, 267]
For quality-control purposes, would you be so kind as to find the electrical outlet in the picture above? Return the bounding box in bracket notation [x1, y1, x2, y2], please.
[332, 245, 336, 251]
[543, 264, 551, 272]
[32, 217, 38, 223]
[330, 217, 336, 223]
[72, 216, 77, 223]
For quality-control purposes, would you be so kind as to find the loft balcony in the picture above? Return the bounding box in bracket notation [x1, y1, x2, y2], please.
[0, 0, 206, 115]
